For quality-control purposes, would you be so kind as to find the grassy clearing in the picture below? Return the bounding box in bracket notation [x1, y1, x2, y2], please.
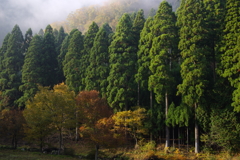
[0, 149, 81, 160]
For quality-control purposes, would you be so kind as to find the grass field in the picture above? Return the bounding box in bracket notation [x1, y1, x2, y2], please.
[0, 149, 81, 160]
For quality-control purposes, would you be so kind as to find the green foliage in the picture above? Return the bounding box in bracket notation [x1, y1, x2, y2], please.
[63, 31, 84, 93]
[135, 17, 153, 107]
[18, 35, 44, 107]
[201, 109, 240, 152]
[23, 28, 33, 54]
[55, 26, 67, 83]
[107, 13, 137, 111]
[85, 25, 112, 95]
[220, 0, 240, 110]
[149, 1, 178, 103]
[42, 25, 58, 87]
[166, 103, 176, 127]
[0, 25, 24, 108]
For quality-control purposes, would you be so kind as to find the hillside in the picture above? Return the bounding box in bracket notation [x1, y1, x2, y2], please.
[51, 0, 180, 33]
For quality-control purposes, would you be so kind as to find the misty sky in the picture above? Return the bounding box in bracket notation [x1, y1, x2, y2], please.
[0, 0, 107, 34]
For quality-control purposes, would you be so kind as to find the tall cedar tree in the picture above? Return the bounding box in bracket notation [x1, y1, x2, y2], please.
[0, 33, 10, 109]
[177, 0, 210, 153]
[135, 17, 153, 107]
[220, 0, 240, 110]
[0, 33, 10, 71]
[56, 26, 67, 83]
[85, 24, 112, 96]
[81, 22, 99, 91]
[107, 13, 137, 111]
[38, 29, 44, 37]
[42, 25, 58, 87]
[18, 35, 43, 107]
[200, 0, 227, 134]
[63, 31, 84, 93]
[132, 9, 145, 106]
[58, 29, 79, 84]
[149, 1, 179, 148]
[23, 28, 33, 54]
[1, 25, 24, 108]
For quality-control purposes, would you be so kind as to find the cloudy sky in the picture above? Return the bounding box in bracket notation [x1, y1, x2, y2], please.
[0, 0, 107, 33]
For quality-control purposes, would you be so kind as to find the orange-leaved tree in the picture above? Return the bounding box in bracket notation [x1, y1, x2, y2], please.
[77, 90, 122, 160]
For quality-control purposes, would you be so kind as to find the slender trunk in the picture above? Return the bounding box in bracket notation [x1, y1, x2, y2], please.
[95, 144, 99, 160]
[187, 126, 189, 152]
[173, 127, 175, 148]
[178, 127, 180, 149]
[165, 92, 170, 148]
[59, 129, 63, 155]
[194, 103, 199, 153]
[137, 83, 140, 106]
[150, 90, 153, 141]
[75, 110, 80, 141]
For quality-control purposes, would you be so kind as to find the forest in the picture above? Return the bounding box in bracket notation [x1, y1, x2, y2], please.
[0, 0, 239, 159]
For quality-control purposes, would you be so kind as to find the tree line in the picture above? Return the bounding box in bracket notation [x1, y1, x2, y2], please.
[0, 0, 239, 154]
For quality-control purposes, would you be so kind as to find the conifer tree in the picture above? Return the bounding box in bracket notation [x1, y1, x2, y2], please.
[1, 25, 24, 108]
[18, 35, 43, 107]
[57, 29, 78, 84]
[107, 13, 137, 111]
[149, 1, 179, 148]
[23, 28, 33, 54]
[148, 8, 156, 17]
[135, 17, 153, 107]
[220, 0, 240, 110]
[85, 25, 112, 96]
[38, 29, 44, 37]
[41, 25, 58, 87]
[177, 0, 211, 153]
[132, 9, 145, 105]
[81, 22, 99, 90]
[55, 26, 67, 83]
[63, 31, 84, 93]
[0, 33, 10, 71]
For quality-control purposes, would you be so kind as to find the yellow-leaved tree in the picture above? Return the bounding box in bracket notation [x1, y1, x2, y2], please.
[24, 83, 76, 152]
[112, 107, 148, 147]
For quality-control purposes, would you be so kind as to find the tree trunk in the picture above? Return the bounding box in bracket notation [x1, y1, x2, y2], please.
[194, 103, 199, 153]
[178, 127, 180, 149]
[95, 144, 99, 160]
[137, 83, 140, 106]
[59, 129, 63, 154]
[173, 127, 175, 148]
[165, 92, 170, 148]
[187, 126, 189, 152]
[75, 110, 80, 141]
[150, 90, 153, 141]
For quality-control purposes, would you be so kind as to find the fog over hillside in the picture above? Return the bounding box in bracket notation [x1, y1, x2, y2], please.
[0, 0, 108, 44]
[0, 0, 179, 45]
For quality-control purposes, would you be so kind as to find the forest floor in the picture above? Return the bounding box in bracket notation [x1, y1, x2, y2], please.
[1, 139, 240, 160]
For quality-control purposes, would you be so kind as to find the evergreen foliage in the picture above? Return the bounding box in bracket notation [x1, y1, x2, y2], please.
[135, 17, 153, 107]
[18, 35, 43, 107]
[63, 30, 84, 93]
[85, 24, 112, 96]
[0, 25, 24, 108]
[177, 0, 211, 153]
[81, 22, 99, 90]
[41, 25, 58, 87]
[107, 13, 137, 111]
[23, 28, 33, 54]
[220, 0, 240, 110]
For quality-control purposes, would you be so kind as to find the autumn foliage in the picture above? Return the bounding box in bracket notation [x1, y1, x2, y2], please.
[0, 109, 25, 148]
